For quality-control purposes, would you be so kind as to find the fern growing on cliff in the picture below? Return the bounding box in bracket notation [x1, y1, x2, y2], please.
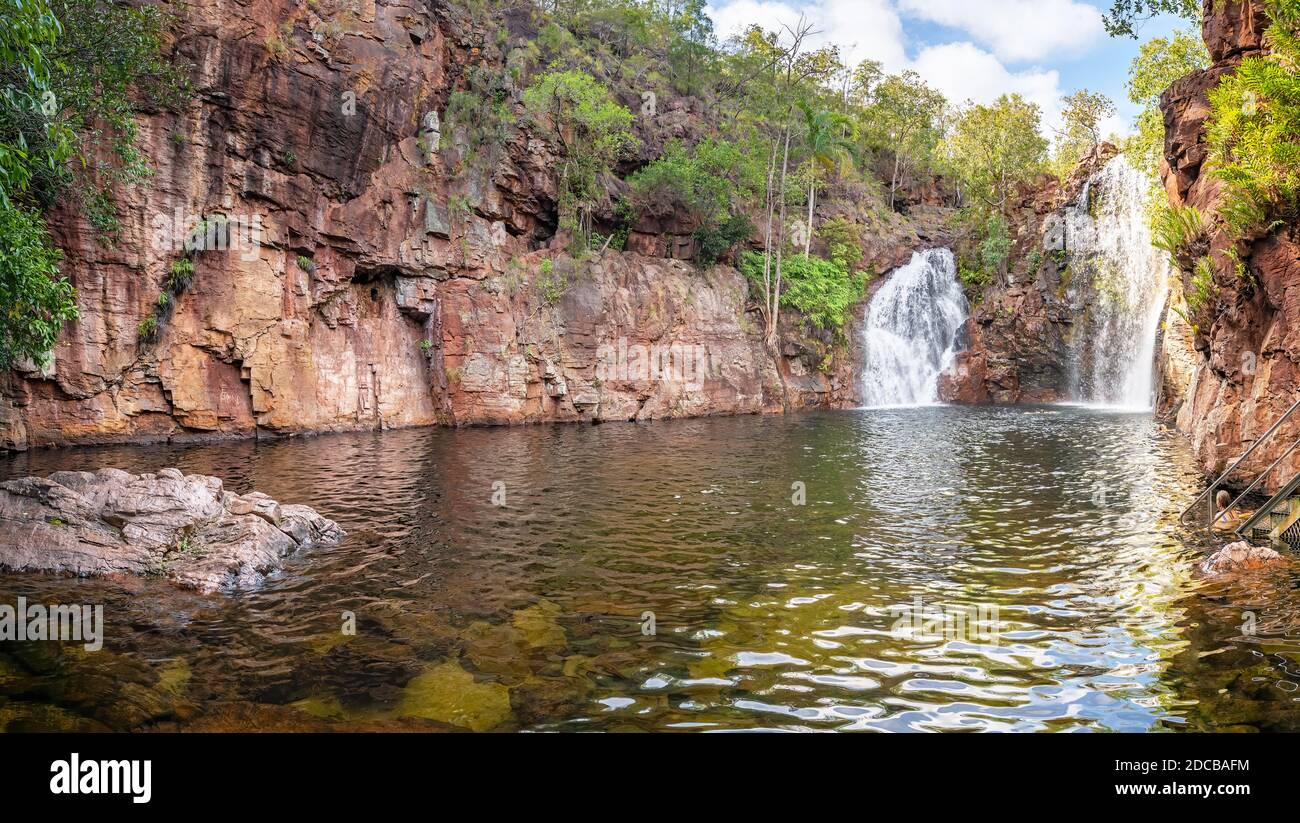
[1205, 0, 1300, 240]
[1187, 254, 1218, 315]
[739, 251, 866, 335]
[1150, 202, 1205, 267]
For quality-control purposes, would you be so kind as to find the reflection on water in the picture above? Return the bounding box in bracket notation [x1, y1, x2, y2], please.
[2, 406, 1300, 731]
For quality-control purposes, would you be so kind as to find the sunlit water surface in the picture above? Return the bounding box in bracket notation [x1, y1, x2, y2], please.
[3, 406, 1299, 732]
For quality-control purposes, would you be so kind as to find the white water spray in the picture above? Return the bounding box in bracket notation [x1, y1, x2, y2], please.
[860, 248, 968, 407]
[1054, 155, 1170, 410]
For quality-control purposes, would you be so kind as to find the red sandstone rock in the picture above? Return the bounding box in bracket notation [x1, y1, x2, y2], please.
[1200, 540, 1284, 574]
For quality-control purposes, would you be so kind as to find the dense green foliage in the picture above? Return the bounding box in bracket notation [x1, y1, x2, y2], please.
[941, 95, 1049, 209]
[817, 216, 864, 272]
[0, 0, 186, 366]
[693, 212, 753, 265]
[2, 0, 186, 229]
[626, 137, 763, 262]
[0, 202, 73, 365]
[956, 213, 1010, 292]
[0, 0, 67, 203]
[978, 214, 1012, 279]
[1205, 0, 1300, 241]
[740, 250, 865, 334]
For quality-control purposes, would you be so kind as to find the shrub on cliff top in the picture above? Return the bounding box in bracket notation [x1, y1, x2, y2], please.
[626, 138, 762, 264]
[522, 69, 637, 246]
[694, 213, 752, 265]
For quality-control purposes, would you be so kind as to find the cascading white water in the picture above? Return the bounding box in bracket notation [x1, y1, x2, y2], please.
[860, 248, 968, 407]
[1056, 155, 1170, 410]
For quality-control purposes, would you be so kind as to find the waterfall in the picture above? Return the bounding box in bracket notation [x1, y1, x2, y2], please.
[1056, 155, 1170, 410]
[861, 248, 968, 407]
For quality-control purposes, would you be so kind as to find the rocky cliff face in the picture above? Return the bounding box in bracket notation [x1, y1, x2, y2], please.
[1158, 0, 1300, 491]
[0, 0, 947, 450]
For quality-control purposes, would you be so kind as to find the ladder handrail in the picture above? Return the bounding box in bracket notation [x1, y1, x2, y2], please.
[1179, 393, 1300, 526]
[1210, 435, 1300, 527]
[1236, 470, 1300, 537]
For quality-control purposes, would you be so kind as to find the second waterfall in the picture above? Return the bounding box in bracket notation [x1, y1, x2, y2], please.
[860, 248, 968, 407]
[1055, 155, 1171, 410]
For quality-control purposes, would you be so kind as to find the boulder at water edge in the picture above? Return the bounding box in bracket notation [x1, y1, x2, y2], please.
[0, 468, 343, 592]
[1200, 541, 1285, 575]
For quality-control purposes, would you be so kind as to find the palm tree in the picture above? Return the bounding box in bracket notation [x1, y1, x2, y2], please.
[798, 102, 855, 256]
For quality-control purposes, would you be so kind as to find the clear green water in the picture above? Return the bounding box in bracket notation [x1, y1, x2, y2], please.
[1, 405, 1298, 731]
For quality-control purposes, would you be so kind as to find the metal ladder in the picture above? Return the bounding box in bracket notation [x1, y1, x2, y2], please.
[1236, 473, 1300, 547]
[1179, 394, 1300, 548]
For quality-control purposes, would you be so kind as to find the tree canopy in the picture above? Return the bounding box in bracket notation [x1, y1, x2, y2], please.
[942, 94, 1049, 210]
[1124, 27, 1208, 180]
[1103, 0, 1200, 38]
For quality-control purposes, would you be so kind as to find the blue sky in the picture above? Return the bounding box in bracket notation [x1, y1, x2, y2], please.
[705, 0, 1194, 137]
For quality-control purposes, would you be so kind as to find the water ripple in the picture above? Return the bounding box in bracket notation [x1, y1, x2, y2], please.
[2, 406, 1299, 731]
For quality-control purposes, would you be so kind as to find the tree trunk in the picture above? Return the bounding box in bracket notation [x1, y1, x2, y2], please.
[770, 124, 793, 349]
[890, 153, 900, 210]
[805, 176, 815, 257]
[761, 136, 780, 334]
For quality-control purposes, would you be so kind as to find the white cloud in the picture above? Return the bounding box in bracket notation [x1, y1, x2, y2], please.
[897, 0, 1105, 63]
[707, 0, 1077, 135]
[1100, 112, 1132, 140]
[911, 42, 1062, 123]
[707, 0, 908, 71]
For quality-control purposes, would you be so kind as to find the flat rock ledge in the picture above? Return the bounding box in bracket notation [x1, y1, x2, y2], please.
[1200, 540, 1285, 575]
[0, 468, 343, 592]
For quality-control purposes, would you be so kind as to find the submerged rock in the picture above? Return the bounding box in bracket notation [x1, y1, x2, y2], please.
[397, 660, 513, 732]
[0, 468, 343, 592]
[1200, 541, 1285, 575]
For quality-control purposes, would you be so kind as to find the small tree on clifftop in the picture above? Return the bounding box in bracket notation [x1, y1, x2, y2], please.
[1053, 89, 1117, 176]
[942, 94, 1049, 211]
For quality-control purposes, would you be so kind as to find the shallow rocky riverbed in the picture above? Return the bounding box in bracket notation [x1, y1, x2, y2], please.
[1, 407, 1298, 732]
